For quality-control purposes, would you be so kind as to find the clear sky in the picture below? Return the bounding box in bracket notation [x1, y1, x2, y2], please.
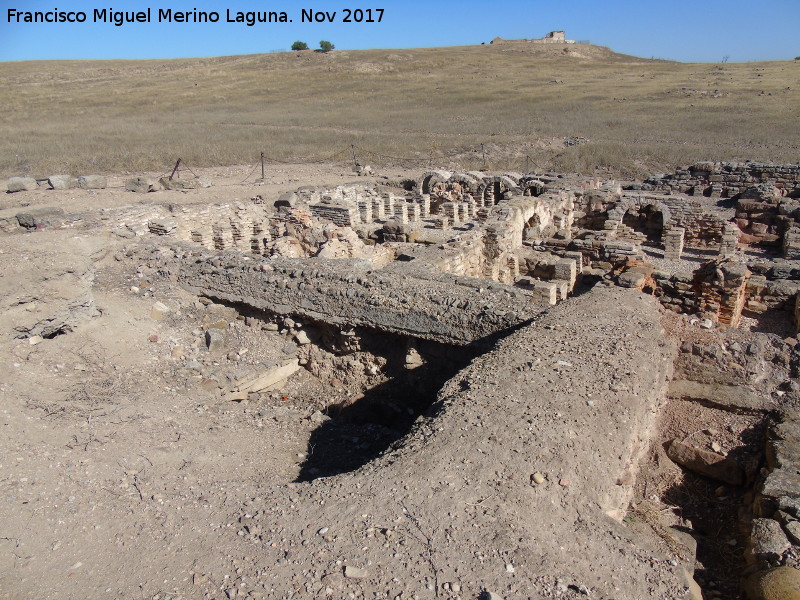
[1, 0, 798, 63]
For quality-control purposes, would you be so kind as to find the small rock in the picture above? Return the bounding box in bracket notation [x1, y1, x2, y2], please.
[747, 518, 791, 567]
[785, 521, 800, 545]
[479, 592, 504, 600]
[318, 527, 329, 535]
[151, 301, 170, 320]
[711, 442, 722, 453]
[113, 228, 136, 239]
[28, 335, 43, 346]
[618, 271, 645, 289]
[148, 334, 159, 343]
[294, 330, 311, 345]
[744, 566, 800, 600]
[205, 330, 224, 352]
[699, 318, 714, 329]
[531, 473, 545, 485]
[343, 566, 368, 579]
[559, 478, 570, 487]
[667, 439, 743, 485]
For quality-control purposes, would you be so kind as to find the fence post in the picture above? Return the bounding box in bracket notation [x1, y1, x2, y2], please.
[169, 158, 182, 180]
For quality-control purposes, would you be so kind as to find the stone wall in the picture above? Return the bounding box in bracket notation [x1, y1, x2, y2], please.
[617, 193, 727, 248]
[165, 244, 541, 347]
[648, 162, 800, 199]
[309, 202, 360, 227]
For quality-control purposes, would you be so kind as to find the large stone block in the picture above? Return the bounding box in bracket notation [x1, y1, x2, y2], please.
[77, 175, 107, 189]
[159, 176, 211, 190]
[7, 177, 38, 192]
[48, 175, 76, 190]
[126, 177, 161, 193]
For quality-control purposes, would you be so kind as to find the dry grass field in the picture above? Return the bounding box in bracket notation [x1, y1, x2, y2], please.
[1, 42, 798, 178]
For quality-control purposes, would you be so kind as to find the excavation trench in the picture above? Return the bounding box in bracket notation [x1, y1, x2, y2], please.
[208, 298, 480, 481]
[634, 397, 771, 600]
[297, 331, 479, 481]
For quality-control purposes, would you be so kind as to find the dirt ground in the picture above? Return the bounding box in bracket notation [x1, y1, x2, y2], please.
[0, 164, 796, 600]
[0, 164, 407, 599]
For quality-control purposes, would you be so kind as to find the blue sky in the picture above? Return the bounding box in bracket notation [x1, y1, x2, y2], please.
[1, 0, 798, 62]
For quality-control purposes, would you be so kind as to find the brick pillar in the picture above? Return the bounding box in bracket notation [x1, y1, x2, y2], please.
[372, 198, 385, 220]
[212, 223, 234, 250]
[466, 197, 476, 219]
[420, 194, 431, 218]
[663, 227, 685, 260]
[719, 223, 739, 256]
[394, 201, 409, 225]
[507, 255, 519, 279]
[784, 227, 800, 260]
[553, 258, 577, 290]
[358, 199, 373, 223]
[383, 193, 393, 216]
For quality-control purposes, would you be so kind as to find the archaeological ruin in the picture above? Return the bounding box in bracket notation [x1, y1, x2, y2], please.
[4, 160, 800, 600]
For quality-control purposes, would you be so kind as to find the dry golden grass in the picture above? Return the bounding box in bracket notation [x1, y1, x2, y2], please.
[1, 42, 798, 178]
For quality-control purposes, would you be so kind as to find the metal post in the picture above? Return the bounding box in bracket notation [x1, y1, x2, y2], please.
[169, 158, 182, 180]
[481, 144, 487, 169]
[261, 152, 265, 180]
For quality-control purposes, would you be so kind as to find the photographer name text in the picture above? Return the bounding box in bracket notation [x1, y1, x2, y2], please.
[6, 7, 385, 27]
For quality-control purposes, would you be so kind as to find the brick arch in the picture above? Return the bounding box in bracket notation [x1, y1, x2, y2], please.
[477, 175, 521, 205]
[446, 172, 482, 195]
[616, 199, 672, 243]
[519, 176, 547, 197]
[418, 170, 452, 195]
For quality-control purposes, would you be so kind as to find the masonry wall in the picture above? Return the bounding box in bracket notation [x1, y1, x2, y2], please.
[649, 162, 800, 198]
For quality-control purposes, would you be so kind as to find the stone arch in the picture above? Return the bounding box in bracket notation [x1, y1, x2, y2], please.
[519, 176, 547, 197]
[477, 176, 521, 206]
[418, 170, 452, 196]
[446, 173, 482, 196]
[619, 200, 671, 243]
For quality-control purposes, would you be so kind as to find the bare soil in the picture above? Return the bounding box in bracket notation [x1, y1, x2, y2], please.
[0, 166, 794, 600]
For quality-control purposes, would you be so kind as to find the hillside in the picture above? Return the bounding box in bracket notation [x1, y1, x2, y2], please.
[1, 42, 798, 178]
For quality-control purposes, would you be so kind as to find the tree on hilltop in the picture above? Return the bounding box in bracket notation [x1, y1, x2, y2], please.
[318, 40, 335, 53]
[291, 41, 308, 51]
